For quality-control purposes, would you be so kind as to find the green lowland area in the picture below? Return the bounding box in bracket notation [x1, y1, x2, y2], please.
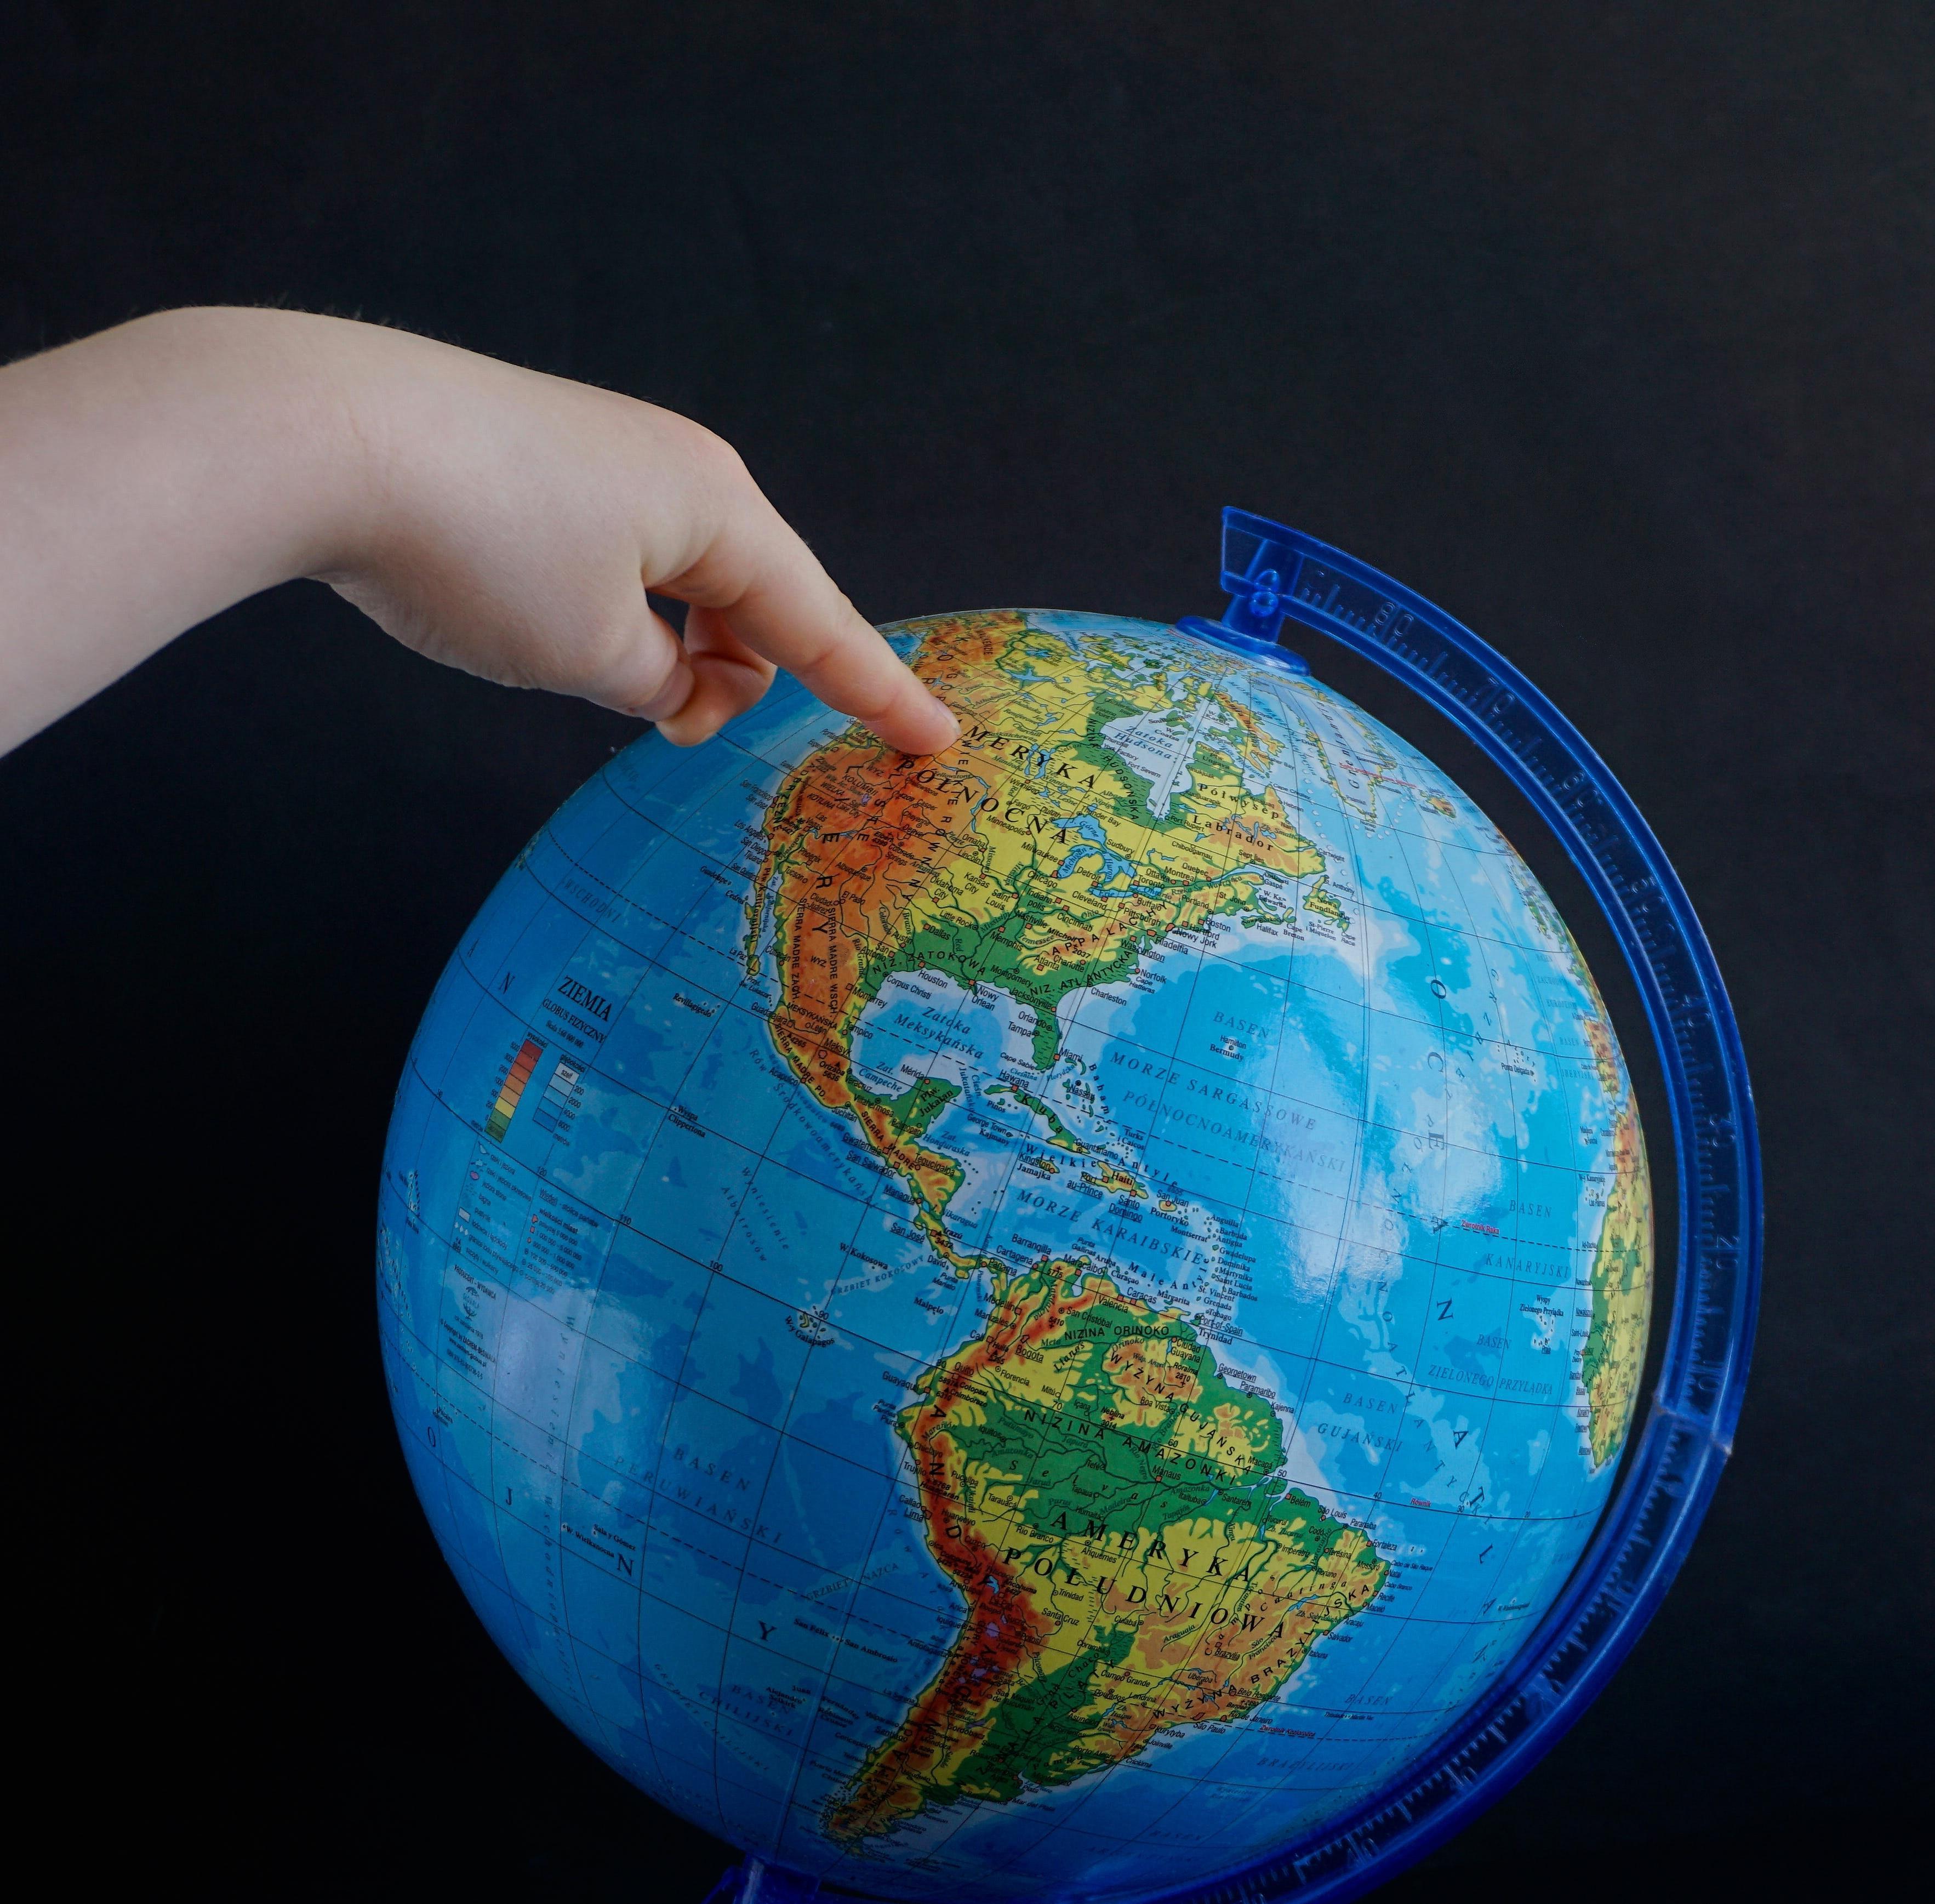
[937, 1272, 1350, 1564]
[945, 1627, 1134, 1803]
[853, 1075, 961, 1143]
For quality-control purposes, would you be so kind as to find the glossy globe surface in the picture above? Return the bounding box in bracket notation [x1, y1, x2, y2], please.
[379, 609, 1652, 1902]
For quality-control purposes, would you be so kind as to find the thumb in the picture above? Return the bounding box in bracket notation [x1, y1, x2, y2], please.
[569, 596, 781, 746]
[651, 605, 779, 745]
[567, 595, 698, 723]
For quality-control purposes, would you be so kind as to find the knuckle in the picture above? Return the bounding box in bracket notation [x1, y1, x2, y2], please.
[694, 424, 750, 483]
[658, 412, 747, 489]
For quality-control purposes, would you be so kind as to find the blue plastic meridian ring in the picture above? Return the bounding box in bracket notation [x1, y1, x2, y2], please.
[1154, 509, 1762, 1903]
[716, 509, 1762, 1904]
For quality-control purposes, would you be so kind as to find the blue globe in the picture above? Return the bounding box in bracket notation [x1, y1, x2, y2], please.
[379, 607, 1652, 1902]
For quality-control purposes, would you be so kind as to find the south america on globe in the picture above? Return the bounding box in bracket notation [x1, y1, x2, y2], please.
[379, 607, 1652, 1902]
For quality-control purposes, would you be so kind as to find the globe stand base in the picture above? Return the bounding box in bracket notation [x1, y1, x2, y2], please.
[704, 1857, 822, 1903]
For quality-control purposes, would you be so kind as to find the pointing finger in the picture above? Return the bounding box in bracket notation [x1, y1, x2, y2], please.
[649, 440, 959, 756]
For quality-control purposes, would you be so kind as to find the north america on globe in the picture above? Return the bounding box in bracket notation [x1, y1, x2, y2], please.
[379, 608, 1652, 1901]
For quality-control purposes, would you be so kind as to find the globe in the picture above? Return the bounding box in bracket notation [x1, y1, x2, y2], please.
[378, 606, 1653, 1902]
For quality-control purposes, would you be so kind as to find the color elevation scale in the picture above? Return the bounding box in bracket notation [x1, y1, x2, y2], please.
[485, 1036, 545, 1139]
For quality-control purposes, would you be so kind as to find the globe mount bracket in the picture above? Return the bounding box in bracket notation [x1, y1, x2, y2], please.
[1173, 506, 1314, 672]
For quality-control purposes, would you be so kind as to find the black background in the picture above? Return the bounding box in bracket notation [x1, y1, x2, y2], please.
[4, 4, 1931, 1899]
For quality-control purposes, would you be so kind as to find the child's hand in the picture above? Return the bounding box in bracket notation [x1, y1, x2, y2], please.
[0, 307, 959, 757]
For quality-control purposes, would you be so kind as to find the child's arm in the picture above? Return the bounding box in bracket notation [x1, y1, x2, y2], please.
[0, 306, 959, 759]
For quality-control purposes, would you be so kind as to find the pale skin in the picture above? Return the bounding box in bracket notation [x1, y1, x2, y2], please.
[0, 306, 961, 760]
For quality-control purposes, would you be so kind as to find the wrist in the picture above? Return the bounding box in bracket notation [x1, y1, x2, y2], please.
[0, 305, 399, 751]
[113, 306, 391, 587]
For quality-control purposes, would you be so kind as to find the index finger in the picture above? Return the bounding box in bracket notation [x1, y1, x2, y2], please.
[648, 438, 960, 756]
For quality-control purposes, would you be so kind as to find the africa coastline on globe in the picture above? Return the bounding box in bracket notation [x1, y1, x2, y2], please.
[378, 609, 1652, 1902]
